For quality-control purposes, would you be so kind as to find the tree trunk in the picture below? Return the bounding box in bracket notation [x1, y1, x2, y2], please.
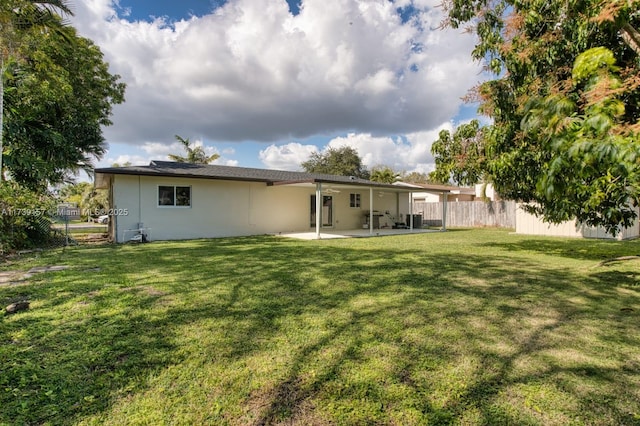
[620, 24, 640, 56]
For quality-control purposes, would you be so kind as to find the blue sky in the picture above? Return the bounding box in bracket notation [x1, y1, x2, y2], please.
[70, 0, 483, 176]
[117, 0, 302, 20]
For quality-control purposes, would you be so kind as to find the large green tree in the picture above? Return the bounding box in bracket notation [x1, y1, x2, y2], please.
[436, 0, 640, 234]
[430, 119, 485, 186]
[2, 1, 125, 189]
[301, 146, 370, 179]
[1, 0, 74, 181]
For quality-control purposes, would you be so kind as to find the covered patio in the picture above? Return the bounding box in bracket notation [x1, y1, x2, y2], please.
[272, 179, 451, 240]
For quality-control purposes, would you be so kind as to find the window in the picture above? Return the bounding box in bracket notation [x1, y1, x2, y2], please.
[350, 193, 361, 208]
[158, 185, 191, 207]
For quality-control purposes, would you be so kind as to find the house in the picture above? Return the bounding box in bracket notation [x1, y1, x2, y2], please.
[94, 161, 452, 242]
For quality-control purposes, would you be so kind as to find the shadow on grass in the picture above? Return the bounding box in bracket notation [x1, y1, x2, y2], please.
[478, 236, 640, 262]
[0, 233, 639, 424]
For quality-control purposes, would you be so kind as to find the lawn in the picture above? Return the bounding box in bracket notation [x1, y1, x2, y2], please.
[1, 229, 639, 425]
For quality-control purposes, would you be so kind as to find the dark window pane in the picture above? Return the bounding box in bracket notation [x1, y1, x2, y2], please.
[159, 186, 174, 206]
[176, 186, 191, 206]
[350, 193, 360, 208]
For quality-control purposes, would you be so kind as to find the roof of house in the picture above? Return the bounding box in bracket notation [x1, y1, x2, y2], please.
[94, 161, 452, 193]
[398, 182, 475, 194]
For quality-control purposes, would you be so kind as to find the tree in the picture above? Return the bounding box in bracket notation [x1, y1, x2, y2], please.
[58, 181, 107, 219]
[370, 166, 400, 183]
[430, 119, 485, 186]
[0, 181, 57, 250]
[3, 20, 125, 190]
[436, 0, 640, 234]
[520, 47, 640, 230]
[58, 181, 92, 201]
[168, 135, 220, 164]
[301, 146, 369, 179]
[400, 171, 433, 184]
[1, 0, 74, 181]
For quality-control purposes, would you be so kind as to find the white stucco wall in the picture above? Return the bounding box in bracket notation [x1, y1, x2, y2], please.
[110, 175, 413, 242]
[515, 204, 640, 240]
[112, 175, 311, 242]
[411, 192, 441, 203]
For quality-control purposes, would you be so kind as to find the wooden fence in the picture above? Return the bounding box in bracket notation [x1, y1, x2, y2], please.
[414, 200, 516, 228]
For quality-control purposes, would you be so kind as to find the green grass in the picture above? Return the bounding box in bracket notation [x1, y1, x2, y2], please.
[1, 229, 639, 425]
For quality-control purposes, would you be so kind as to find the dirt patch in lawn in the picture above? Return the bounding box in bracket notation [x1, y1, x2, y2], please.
[0, 265, 70, 287]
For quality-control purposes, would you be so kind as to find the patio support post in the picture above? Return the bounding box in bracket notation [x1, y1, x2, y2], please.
[442, 191, 447, 231]
[409, 191, 413, 230]
[369, 187, 373, 235]
[316, 183, 322, 239]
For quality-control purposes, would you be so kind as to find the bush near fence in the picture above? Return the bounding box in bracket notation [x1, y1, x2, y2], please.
[414, 200, 516, 228]
[0, 182, 67, 253]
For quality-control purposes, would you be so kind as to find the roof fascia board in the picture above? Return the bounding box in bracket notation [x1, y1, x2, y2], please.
[95, 169, 275, 184]
[95, 166, 423, 192]
[273, 179, 415, 192]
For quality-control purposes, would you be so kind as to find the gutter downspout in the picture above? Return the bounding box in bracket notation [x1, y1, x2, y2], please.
[409, 191, 413, 230]
[369, 187, 373, 235]
[138, 175, 142, 228]
[315, 183, 322, 239]
[109, 176, 115, 242]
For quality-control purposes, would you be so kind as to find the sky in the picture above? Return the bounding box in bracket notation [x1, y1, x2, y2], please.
[68, 0, 485, 176]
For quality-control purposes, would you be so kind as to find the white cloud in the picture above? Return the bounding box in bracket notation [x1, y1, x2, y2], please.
[139, 138, 221, 159]
[140, 142, 177, 156]
[221, 158, 240, 166]
[71, 0, 483, 148]
[97, 138, 230, 169]
[104, 153, 149, 166]
[259, 142, 318, 170]
[326, 122, 452, 172]
[258, 121, 453, 173]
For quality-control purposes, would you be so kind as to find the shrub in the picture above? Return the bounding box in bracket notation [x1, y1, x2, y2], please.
[0, 181, 57, 252]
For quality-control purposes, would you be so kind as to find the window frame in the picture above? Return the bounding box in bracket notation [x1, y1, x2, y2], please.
[158, 185, 192, 208]
[349, 193, 361, 208]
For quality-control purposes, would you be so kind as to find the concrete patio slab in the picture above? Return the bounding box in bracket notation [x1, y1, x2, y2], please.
[275, 228, 440, 240]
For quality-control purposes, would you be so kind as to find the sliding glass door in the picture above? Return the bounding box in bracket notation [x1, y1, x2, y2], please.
[310, 195, 333, 227]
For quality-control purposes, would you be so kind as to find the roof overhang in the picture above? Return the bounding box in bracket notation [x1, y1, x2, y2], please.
[93, 162, 452, 195]
[94, 168, 283, 185]
[271, 179, 417, 193]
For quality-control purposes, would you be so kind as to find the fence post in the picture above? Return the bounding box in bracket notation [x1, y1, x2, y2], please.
[64, 207, 69, 246]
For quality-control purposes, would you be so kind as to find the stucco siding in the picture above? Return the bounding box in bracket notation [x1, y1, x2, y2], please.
[110, 175, 416, 242]
[112, 175, 312, 242]
[112, 175, 142, 243]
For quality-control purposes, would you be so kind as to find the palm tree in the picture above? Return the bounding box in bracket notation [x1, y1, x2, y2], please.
[0, 0, 73, 180]
[168, 135, 220, 164]
[370, 166, 400, 183]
